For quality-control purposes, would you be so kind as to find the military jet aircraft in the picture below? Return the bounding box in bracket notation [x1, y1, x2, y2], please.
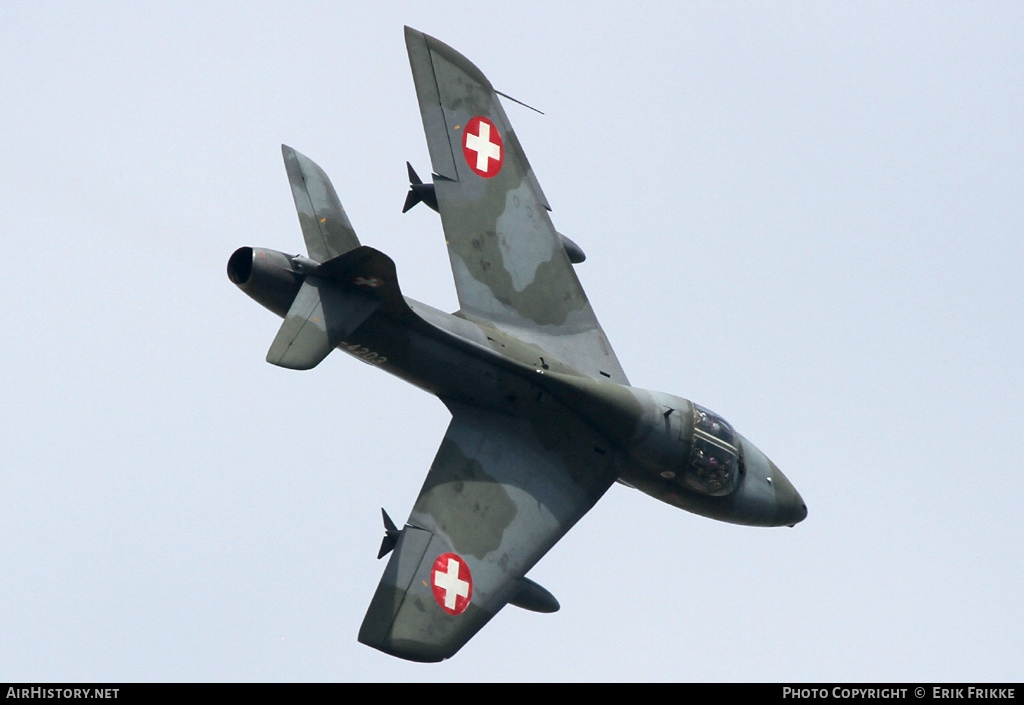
[228, 27, 807, 662]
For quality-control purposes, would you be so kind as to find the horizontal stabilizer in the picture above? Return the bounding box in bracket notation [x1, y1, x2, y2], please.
[266, 276, 379, 370]
[283, 145, 360, 262]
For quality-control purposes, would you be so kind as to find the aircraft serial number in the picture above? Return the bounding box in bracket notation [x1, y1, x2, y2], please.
[340, 341, 387, 365]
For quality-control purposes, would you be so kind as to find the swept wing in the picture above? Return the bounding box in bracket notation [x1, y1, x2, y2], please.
[404, 27, 629, 385]
[358, 402, 618, 661]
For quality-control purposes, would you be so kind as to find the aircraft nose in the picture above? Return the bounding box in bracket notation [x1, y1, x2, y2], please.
[770, 467, 807, 527]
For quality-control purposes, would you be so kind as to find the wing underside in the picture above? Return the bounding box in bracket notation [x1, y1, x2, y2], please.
[404, 27, 629, 384]
[358, 401, 619, 662]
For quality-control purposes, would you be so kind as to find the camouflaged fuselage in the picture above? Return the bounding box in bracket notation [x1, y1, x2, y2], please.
[229, 26, 806, 663]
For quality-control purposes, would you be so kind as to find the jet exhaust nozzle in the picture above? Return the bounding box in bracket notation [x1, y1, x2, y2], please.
[227, 246, 304, 318]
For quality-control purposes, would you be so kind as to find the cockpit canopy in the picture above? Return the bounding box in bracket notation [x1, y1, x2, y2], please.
[684, 404, 740, 496]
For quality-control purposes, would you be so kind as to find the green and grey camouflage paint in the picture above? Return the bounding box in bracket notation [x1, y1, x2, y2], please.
[228, 27, 806, 663]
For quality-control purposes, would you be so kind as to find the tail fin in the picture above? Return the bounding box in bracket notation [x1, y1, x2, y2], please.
[264, 246, 414, 371]
[265, 147, 370, 370]
[268, 147, 420, 371]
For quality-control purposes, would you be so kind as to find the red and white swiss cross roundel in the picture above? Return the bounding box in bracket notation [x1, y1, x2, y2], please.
[461, 116, 504, 178]
[430, 552, 473, 615]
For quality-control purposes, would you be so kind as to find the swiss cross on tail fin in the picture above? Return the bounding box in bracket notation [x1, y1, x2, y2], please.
[264, 245, 417, 371]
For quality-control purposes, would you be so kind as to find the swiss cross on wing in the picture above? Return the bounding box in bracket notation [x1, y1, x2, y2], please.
[461, 116, 504, 178]
[430, 552, 473, 615]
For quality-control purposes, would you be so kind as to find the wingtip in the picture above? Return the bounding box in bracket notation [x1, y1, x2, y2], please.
[404, 26, 424, 45]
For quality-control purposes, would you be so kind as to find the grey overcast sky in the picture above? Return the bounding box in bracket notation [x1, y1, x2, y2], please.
[2, 1, 1021, 682]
